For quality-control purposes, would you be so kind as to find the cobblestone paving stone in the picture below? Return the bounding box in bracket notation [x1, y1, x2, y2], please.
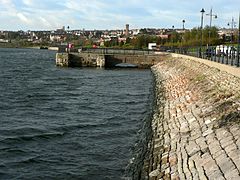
[143, 57, 240, 180]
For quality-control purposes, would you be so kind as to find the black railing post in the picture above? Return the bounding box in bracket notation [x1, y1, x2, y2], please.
[214, 49, 217, 62]
[211, 46, 213, 61]
[221, 54, 224, 64]
[203, 46, 206, 59]
[236, 12, 240, 67]
[231, 48, 234, 66]
[226, 49, 229, 64]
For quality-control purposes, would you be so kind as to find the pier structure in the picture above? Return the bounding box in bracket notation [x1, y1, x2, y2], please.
[56, 48, 166, 68]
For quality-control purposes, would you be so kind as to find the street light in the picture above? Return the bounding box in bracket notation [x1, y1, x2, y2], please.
[172, 25, 175, 50]
[228, 17, 236, 44]
[200, 8, 205, 58]
[206, 8, 217, 46]
[182, 20, 185, 30]
[237, 13, 240, 67]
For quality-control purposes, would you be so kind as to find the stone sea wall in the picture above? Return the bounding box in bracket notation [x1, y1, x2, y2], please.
[141, 56, 240, 180]
[56, 52, 168, 68]
[56, 53, 105, 67]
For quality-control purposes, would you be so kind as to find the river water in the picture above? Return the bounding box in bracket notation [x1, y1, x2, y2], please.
[0, 48, 153, 179]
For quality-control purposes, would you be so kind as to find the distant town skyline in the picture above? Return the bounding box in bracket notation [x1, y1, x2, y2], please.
[0, 0, 239, 31]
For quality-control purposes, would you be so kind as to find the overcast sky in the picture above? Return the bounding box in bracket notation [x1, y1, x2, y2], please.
[0, 0, 239, 31]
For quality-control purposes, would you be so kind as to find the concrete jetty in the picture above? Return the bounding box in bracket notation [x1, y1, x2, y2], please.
[142, 54, 240, 179]
[55, 49, 167, 68]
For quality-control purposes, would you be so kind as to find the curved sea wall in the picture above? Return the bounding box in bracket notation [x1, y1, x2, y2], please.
[141, 55, 240, 179]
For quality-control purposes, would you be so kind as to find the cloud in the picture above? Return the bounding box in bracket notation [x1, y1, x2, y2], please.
[63, 0, 109, 16]
[17, 12, 30, 23]
[0, 0, 239, 30]
[22, 0, 32, 6]
[0, 0, 16, 12]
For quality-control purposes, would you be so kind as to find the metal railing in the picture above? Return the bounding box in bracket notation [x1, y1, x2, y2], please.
[172, 45, 240, 67]
[58, 46, 156, 55]
[57, 45, 240, 67]
[80, 48, 155, 55]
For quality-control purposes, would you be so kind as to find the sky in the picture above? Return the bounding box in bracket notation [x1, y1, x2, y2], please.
[0, 0, 239, 31]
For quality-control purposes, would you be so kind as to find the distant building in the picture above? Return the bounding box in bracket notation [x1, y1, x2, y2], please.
[118, 37, 127, 43]
[56, 26, 65, 33]
[26, 31, 39, 42]
[0, 39, 9, 43]
[125, 24, 129, 37]
[132, 29, 140, 35]
[218, 28, 237, 40]
[148, 43, 157, 50]
[49, 27, 67, 42]
[50, 33, 66, 42]
[157, 34, 170, 39]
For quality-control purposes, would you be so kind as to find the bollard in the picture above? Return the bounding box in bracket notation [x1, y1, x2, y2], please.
[226, 50, 229, 65]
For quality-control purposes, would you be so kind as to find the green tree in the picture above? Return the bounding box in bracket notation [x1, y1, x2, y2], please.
[126, 37, 131, 44]
[119, 41, 124, 47]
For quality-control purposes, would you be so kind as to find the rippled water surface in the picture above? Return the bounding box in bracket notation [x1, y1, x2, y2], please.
[0, 48, 153, 179]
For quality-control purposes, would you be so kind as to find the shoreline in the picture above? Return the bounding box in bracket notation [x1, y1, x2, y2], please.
[140, 66, 165, 179]
[0, 46, 58, 51]
[141, 55, 240, 179]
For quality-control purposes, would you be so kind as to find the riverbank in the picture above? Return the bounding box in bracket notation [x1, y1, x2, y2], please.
[142, 55, 240, 179]
[0, 45, 58, 51]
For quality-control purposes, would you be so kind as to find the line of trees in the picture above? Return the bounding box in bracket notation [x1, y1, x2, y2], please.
[167, 26, 221, 47]
[126, 26, 222, 49]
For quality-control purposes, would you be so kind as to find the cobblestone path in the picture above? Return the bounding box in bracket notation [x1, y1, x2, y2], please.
[143, 58, 240, 180]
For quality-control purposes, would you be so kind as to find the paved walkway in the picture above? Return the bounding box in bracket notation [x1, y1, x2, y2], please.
[146, 57, 240, 180]
[171, 53, 240, 78]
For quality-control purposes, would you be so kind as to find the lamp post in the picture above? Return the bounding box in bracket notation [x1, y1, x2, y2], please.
[181, 19, 186, 53]
[182, 20, 185, 30]
[237, 13, 240, 67]
[200, 8, 205, 58]
[172, 25, 175, 51]
[228, 17, 236, 44]
[67, 26, 70, 52]
[206, 8, 217, 46]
